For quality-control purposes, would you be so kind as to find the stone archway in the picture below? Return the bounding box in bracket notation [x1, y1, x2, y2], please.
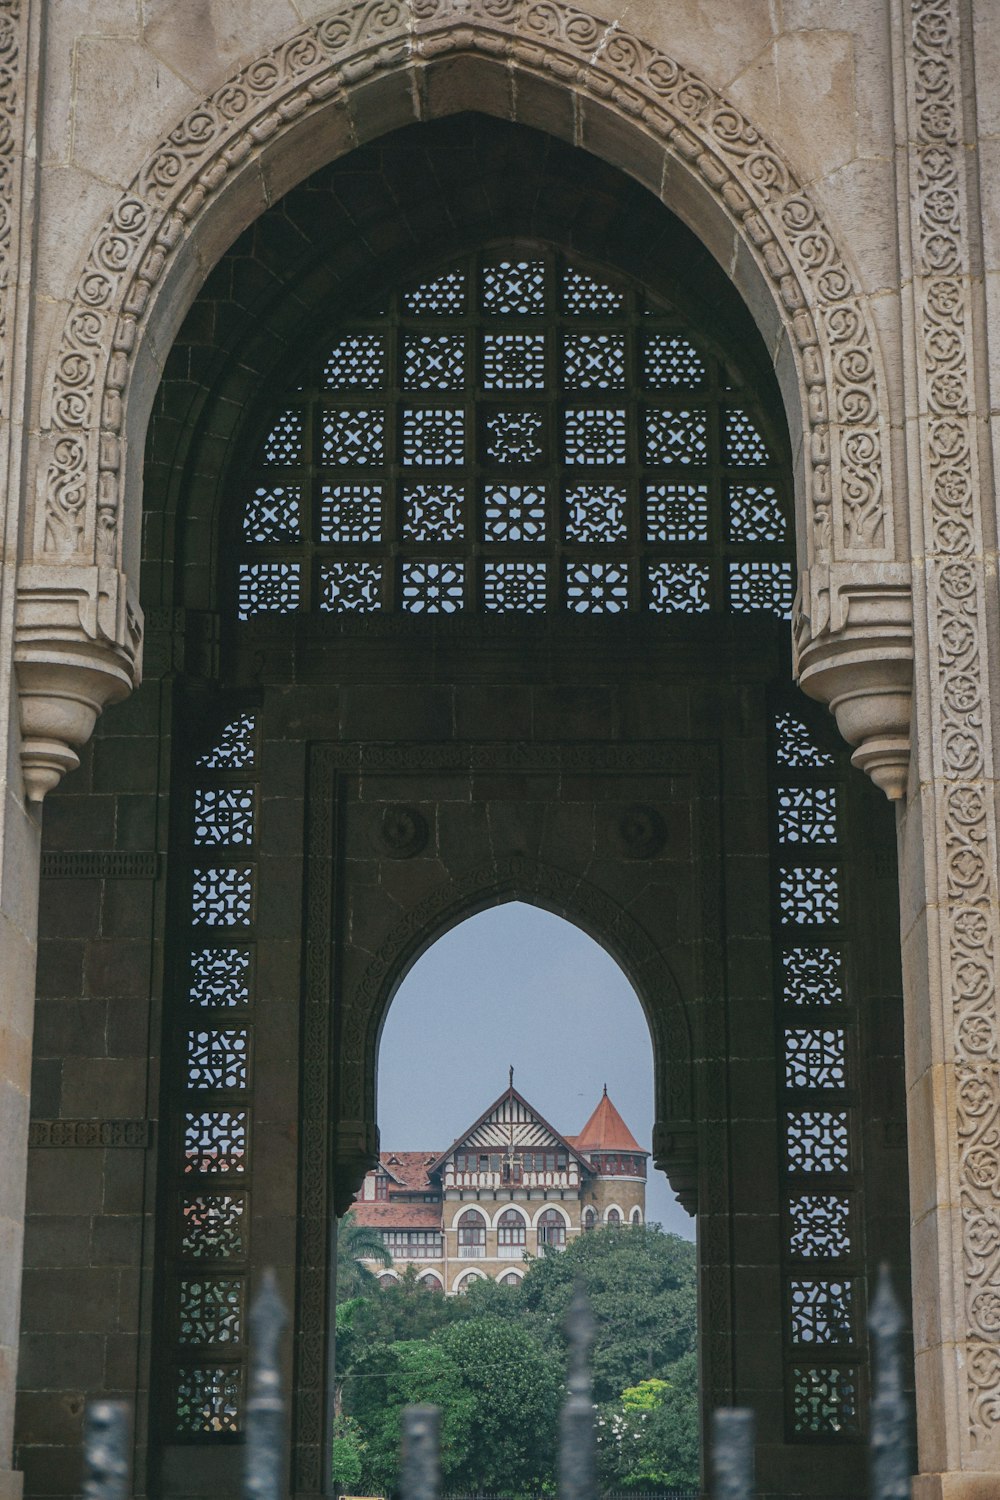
[16, 0, 911, 807]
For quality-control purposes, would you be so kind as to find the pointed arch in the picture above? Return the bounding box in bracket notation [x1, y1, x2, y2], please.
[17, 0, 911, 804]
[339, 851, 694, 1156]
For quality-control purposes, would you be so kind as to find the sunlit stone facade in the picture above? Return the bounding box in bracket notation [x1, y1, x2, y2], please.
[352, 1083, 647, 1293]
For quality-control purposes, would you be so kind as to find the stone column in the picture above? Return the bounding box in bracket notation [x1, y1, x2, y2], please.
[0, 3, 39, 1495]
[896, 1, 1000, 1494]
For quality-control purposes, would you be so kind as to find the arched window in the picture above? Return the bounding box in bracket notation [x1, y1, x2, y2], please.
[498, 1271, 522, 1288]
[419, 1272, 443, 1292]
[630, 1207, 642, 1226]
[497, 1208, 527, 1256]
[582, 1207, 596, 1232]
[378, 1273, 396, 1288]
[537, 1207, 567, 1248]
[456, 1271, 484, 1295]
[606, 1208, 622, 1227]
[457, 1209, 486, 1257]
[234, 246, 791, 623]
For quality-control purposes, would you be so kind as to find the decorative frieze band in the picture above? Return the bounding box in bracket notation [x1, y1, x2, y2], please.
[28, 1119, 153, 1148]
[904, 0, 1000, 1458]
[40, 851, 160, 880]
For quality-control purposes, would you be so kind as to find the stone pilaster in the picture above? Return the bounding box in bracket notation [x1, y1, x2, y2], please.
[0, 0, 38, 1490]
[897, 0, 1000, 1491]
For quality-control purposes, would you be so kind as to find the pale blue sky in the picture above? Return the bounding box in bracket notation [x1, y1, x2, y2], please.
[376, 901, 695, 1240]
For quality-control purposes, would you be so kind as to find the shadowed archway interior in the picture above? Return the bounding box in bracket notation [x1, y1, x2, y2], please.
[19, 113, 910, 1500]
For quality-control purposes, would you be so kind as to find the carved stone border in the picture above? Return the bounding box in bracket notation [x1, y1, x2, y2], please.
[903, 0, 1000, 1466]
[34, 0, 891, 572]
[15, 0, 915, 802]
[0, 0, 23, 447]
[27, 1119, 152, 1148]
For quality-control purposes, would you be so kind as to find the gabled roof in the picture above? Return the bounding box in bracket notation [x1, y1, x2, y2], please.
[377, 1152, 438, 1192]
[428, 1083, 594, 1177]
[574, 1086, 646, 1154]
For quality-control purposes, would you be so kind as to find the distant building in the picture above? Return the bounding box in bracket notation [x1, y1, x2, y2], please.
[351, 1080, 647, 1294]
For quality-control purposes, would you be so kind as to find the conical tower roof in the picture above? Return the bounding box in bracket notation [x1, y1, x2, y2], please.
[574, 1085, 646, 1154]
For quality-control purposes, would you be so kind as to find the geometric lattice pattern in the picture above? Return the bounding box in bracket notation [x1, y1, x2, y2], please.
[189, 948, 252, 1008]
[191, 868, 253, 927]
[178, 1279, 245, 1345]
[788, 1195, 852, 1259]
[791, 1366, 860, 1436]
[729, 560, 794, 618]
[180, 1195, 248, 1259]
[785, 1028, 847, 1090]
[171, 722, 260, 1438]
[772, 708, 861, 1439]
[234, 247, 790, 622]
[183, 1111, 248, 1174]
[790, 1279, 854, 1345]
[779, 866, 840, 925]
[786, 1111, 850, 1174]
[193, 788, 255, 847]
[775, 712, 835, 770]
[196, 715, 257, 772]
[777, 786, 838, 845]
[781, 946, 845, 1007]
[186, 1030, 249, 1090]
[175, 1366, 243, 1435]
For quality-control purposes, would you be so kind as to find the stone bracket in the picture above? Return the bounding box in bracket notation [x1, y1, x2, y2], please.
[333, 1117, 381, 1217]
[793, 561, 913, 799]
[652, 1119, 698, 1215]
[14, 564, 143, 802]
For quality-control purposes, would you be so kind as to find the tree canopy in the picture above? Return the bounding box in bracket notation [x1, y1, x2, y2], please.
[336, 1224, 699, 1493]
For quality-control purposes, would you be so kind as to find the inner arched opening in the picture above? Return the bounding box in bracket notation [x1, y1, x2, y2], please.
[338, 901, 699, 1493]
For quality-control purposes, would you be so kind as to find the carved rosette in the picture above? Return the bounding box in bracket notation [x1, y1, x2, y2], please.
[905, 0, 1000, 1464]
[17, 0, 911, 799]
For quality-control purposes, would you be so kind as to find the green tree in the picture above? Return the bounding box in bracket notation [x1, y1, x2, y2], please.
[336, 1211, 392, 1299]
[342, 1338, 474, 1494]
[516, 1225, 697, 1402]
[597, 1354, 699, 1489]
[331, 1414, 366, 1492]
[434, 1317, 563, 1492]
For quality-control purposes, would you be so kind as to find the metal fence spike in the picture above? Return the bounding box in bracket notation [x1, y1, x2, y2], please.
[82, 1400, 130, 1500]
[402, 1404, 441, 1500]
[868, 1264, 913, 1500]
[245, 1268, 288, 1500]
[560, 1281, 597, 1500]
[711, 1409, 754, 1500]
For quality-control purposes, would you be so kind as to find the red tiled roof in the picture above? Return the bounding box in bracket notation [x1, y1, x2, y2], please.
[575, 1088, 645, 1153]
[379, 1151, 438, 1191]
[352, 1201, 443, 1229]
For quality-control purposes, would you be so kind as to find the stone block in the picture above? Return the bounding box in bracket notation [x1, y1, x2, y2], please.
[24, 1153, 102, 1219]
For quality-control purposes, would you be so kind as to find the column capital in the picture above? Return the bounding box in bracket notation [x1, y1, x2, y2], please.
[793, 562, 913, 800]
[14, 564, 143, 802]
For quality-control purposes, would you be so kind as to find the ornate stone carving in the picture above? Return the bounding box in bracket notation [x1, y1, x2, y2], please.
[20, 0, 910, 797]
[379, 804, 429, 858]
[40, 852, 159, 879]
[617, 804, 668, 859]
[904, 0, 1000, 1460]
[0, 0, 22, 433]
[28, 1119, 152, 1148]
